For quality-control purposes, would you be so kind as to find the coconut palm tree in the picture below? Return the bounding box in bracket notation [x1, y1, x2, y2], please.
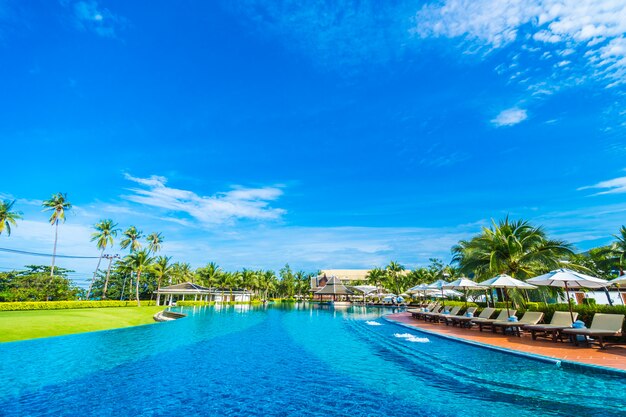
[240, 269, 257, 303]
[87, 219, 119, 299]
[196, 262, 221, 289]
[146, 232, 164, 254]
[386, 261, 406, 295]
[0, 200, 22, 236]
[123, 249, 153, 307]
[604, 226, 626, 276]
[452, 217, 574, 280]
[366, 267, 387, 293]
[215, 271, 230, 303]
[42, 193, 72, 277]
[152, 256, 173, 293]
[120, 226, 143, 253]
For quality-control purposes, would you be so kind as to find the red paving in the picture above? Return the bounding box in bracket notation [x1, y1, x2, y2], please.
[387, 312, 626, 372]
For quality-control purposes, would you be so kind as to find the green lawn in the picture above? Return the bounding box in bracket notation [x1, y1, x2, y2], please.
[0, 306, 165, 342]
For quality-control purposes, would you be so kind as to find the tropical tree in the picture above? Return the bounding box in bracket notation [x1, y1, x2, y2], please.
[0, 200, 22, 236]
[602, 226, 626, 276]
[366, 267, 387, 292]
[42, 193, 72, 277]
[451, 217, 574, 280]
[386, 261, 405, 294]
[240, 268, 257, 303]
[258, 270, 276, 301]
[87, 219, 119, 299]
[120, 226, 143, 253]
[215, 271, 231, 302]
[123, 249, 153, 306]
[196, 262, 221, 288]
[171, 262, 194, 284]
[152, 256, 173, 293]
[146, 232, 164, 254]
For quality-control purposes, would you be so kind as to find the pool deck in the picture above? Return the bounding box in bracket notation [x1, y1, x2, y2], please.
[386, 312, 626, 372]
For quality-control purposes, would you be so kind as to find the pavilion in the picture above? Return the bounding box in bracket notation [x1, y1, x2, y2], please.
[155, 282, 212, 306]
[314, 276, 354, 301]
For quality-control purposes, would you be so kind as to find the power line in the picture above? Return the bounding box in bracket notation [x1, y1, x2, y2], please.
[0, 247, 101, 259]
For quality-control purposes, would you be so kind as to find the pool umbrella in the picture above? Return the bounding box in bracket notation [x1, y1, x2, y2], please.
[608, 275, 626, 305]
[427, 279, 450, 308]
[478, 274, 536, 316]
[352, 285, 378, 303]
[443, 277, 486, 307]
[528, 269, 609, 322]
[408, 283, 429, 303]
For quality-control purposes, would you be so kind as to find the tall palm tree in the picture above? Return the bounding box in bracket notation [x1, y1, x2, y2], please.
[120, 226, 143, 253]
[0, 200, 22, 236]
[366, 267, 387, 292]
[240, 269, 257, 304]
[452, 217, 574, 280]
[123, 249, 154, 307]
[42, 192, 72, 277]
[87, 219, 119, 299]
[215, 271, 230, 303]
[259, 270, 276, 301]
[152, 256, 173, 293]
[146, 232, 164, 254]
[605, 226, 626, 276]
[196, 262, 221, 289]
[386, 261, 406, 295]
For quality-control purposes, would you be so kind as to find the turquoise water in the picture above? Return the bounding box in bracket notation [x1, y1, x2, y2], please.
[0, 304, 624, 416]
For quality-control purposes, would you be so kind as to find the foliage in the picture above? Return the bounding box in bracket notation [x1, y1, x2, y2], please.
[0, 300, 156, 311]
[0, 266, 82, 301]
[0, 199, 22, 236]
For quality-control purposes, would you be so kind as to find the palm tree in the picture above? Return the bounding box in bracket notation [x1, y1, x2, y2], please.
[366, 267, 387, 293]
[240, 269, 257, 303]
[196, 262, 221, 289]
[120, 226, 143, 253]
[452, 217, 574, 280]
[215, 271, 230, 303]
[152, 256, 173, 293]
[604, 226, 626, 276]
[259, 270, 276, 302]
[123, 249, 154, 307]
[42, 193, 72, 277]
[0, 200, 22, 236]
[146, 232, 164, 254]
[386, 261, 406, 295]
[87, 219, 119, 299]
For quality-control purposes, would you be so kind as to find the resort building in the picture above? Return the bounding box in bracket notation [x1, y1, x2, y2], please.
[310, 269, 371, 291]
[155, 282, 252, 305]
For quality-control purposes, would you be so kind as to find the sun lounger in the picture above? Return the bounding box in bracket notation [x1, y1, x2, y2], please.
[561, 313, 625, 349]
[475, 309, 517, 332]
[523, 311, 578, 342]
[451, 307, 495, 328]
[444, 307, 477, 326]
[420, 305, 445, 321]
[491, 311, 544, 337]
[411, 304, 441, 320]
[425, 306, 461, 323]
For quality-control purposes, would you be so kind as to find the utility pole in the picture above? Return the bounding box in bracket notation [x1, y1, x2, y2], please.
[101, 254, 119, 300]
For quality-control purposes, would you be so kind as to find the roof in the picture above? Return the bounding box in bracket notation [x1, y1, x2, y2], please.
[318, 269, 410, 282]
[157, 282, 212, 294]
[315, 276, 354, 295]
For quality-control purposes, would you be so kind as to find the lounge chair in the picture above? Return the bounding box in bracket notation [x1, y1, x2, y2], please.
[523, 311, 578, 342]
[444, 307, 477, 326]
[411, 304, 441, 320]
[418, 305, 444, 321]
[408, 302, 436, 317]
[561, 313, 625, 349]
[425, 306, 461, 323]
[475, 309, 517, 332]
[451, 307, 495, 328]
[492, 311, 544, 337]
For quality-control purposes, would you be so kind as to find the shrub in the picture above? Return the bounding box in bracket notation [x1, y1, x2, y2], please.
[0, 300, 156, 311]
[175, 301, 216, 307]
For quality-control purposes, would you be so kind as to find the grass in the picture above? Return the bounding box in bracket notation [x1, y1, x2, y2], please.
[0, 306, 165, 343]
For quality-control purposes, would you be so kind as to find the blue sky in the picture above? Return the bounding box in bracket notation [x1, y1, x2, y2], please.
[2, 0, 626, 282]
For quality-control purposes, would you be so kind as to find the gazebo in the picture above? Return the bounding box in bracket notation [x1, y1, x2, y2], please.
[314, 276, 354, 301]
[155, 282, 212, 306]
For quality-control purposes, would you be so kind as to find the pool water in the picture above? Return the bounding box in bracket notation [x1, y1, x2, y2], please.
[0, 304, 624, 416]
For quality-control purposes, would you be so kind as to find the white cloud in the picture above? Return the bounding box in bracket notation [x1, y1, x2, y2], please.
[64, 0, 126, 38]
[578, 174, 626, 195]
[122, 173, 286, 225]
[491, 107, 528, 127]
[414, 0, 626, 86]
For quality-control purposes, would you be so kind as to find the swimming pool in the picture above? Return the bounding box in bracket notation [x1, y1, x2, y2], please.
[0, 304, 624, 416]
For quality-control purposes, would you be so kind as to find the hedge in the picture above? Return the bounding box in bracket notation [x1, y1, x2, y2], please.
[175, 301, 216, 307]
[0, 300, 156, 311]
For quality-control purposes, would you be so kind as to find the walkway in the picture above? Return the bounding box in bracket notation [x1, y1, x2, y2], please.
[387, 312, 626, 372]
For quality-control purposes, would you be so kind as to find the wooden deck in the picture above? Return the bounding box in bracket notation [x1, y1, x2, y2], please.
[387, 312, 626, 372]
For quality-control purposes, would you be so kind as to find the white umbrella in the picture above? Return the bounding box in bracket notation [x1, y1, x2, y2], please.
[528, 268, 609, 321]
[608, 275, 626, 305]
[427, 279, 450, 307]
[443, 277, 486, 307]
[478, 274, 537, 316]
[352, 285, 378, 303]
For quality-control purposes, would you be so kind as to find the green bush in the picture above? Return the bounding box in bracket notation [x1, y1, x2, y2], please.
[0, 300, 156, 311]
[582, 298, 597, 306]
[175, 301, 216, 307]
